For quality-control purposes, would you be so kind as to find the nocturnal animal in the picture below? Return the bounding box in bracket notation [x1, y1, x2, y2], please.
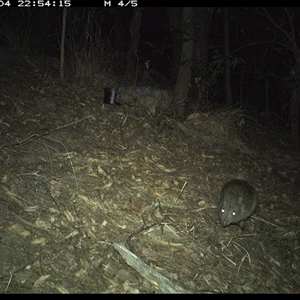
[218, 179, 257, 230]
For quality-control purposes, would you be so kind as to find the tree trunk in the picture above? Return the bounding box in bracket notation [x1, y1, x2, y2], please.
[112, 8, 126, 59]
[192, 7, 210, 105]
[60, 8, 67, 80]
[41, 10, 50, 54]
[126, 8, 142, 85]
[290, 58, 300, 147]
[290, 87, 300, 147]
[224, 7, 233, 106]
[258, 8, 300, 146]
[167, 8, 183, 88]
[174, 7, 194, 118]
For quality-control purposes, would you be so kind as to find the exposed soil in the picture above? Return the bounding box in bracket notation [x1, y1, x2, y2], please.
[0, 60, 299, 294]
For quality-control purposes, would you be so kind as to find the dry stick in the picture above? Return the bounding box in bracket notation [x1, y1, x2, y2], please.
[10, 210, 43, 229]
[2, 115, 93, 190]
[38, 137, 54, 172]
[252, 216, 278, 227]
[233, 241, 251, 276]
[2, 114, 94, 148]
[5, 272, 13, 292]
[119, 105, 129, 143]
[126, 181, 188, 248]
[113, 242, 191, 294]
[43, 137, 79, 189]
[0, 252, 43, 282]
[169, 181, 188, 211]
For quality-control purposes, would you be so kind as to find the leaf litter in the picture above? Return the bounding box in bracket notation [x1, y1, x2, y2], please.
[0, 66, 299, 293]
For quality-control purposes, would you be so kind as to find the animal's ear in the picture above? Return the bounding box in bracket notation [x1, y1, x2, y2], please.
[238, 196, 243, 205]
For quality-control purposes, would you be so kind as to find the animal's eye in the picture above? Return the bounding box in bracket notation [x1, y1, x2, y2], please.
[221, 209, 225, 213]
[232, 211, 236, 216]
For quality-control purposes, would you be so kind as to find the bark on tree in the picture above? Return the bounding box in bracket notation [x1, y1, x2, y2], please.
[260, 8, 300, 146]
[126, 8, 142, 85]
[111, 8, 127, 58]
[167, 8, 183, 88]
[174, 7, 194, 118]
[193, 7, 210, 106]
[60, 8, 67, 80]
[224, 7, 233, 106]
[290, 58, 300, 147]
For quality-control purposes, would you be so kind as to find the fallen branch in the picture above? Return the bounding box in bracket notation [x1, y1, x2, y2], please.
[113, 242, 191, 294]
[2, 114, 94, 148]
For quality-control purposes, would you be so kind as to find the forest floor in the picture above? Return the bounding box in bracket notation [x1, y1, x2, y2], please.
[0, 60, 299, 294]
